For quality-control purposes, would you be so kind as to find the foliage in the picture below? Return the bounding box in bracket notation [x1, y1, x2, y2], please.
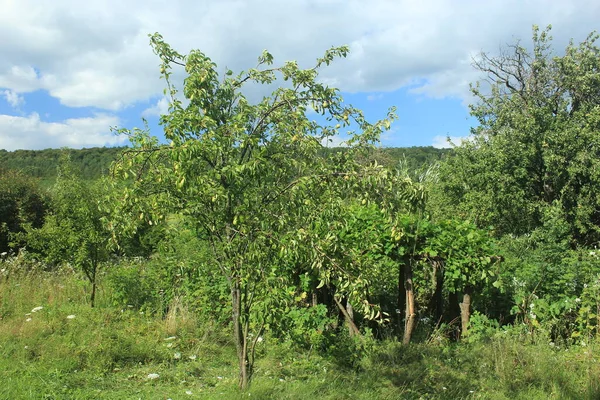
[111, 33, 397, 388]
[426, 219, 499, 294]
[23, 156, 112, 306]
[0, 168, 48, 253]
[0, 146, 124, 183]
[437, 26, 600, 245]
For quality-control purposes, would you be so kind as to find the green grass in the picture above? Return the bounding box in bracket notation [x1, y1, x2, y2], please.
[1, 265, 600, 399]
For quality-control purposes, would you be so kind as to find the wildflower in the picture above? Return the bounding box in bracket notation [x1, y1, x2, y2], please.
[31, 306, 43, 313]
[66, 315, 76, 319]
[185, 390, 193, 395]
[174, 352, 181, 360]
[188, 355, 197, 361]
[575, 298, 581, 303]
[217, 376, 223, 380]
[256, 336, 263, 343]
[147, 373, 160, 380]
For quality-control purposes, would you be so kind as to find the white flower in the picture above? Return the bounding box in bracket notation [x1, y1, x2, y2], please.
[188, 355, 197, 361]
[31, 306, 43, 313]
[147, 373, 160, 380]
[174, 352, 181, 360]
[256, 336, 263, 343]
[185, 390, 193, 395]
[25, 318, 32, 322]
[575, 298, 581, 303]
[66, 315, 76, 319]
[217, 376, 223, 380]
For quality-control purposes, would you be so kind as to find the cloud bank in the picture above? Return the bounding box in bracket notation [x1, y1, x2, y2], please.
[1, 0, 598, 149]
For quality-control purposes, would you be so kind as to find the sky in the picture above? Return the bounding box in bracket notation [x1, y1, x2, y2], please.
[1, 0, 599, 151]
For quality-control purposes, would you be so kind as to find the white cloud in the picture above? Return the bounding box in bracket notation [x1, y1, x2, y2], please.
[0, 113, 127, 150]
[3, 90, 24, 109]
[321, 134, 348, 148]
[142, 97, 170, 118]
[366, 94, 384, 102]
[0, 0, 598, 112]
[432, 135, 468, 149]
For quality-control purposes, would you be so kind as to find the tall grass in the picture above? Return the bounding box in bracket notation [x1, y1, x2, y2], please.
[1, 259, 599, 399]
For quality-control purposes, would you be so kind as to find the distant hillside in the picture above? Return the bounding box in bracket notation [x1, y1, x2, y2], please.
[0, 147, 126, 182]
[0, 146, 451, 182]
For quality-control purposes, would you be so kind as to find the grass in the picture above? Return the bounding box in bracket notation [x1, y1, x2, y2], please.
[1, 263, 600, 399]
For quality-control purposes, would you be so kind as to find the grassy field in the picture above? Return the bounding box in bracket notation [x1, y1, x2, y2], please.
[1, 266, 599, 399]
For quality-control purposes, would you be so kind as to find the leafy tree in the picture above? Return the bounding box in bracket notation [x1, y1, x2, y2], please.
[24, 157, 111, 306]
[437, 25, 600, 245]
[111, 33, 396, 389]
[425, 219, 500, 338]
[0, 168, 47, 253]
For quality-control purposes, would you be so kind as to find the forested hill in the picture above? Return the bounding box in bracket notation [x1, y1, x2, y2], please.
[0, 147, 126, 181]
[0, 146, 451, 181]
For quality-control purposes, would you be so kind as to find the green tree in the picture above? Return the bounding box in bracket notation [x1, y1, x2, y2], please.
[25, 157, 110, 306]
[437, 26, 600, 245]
[0, 169, 47, 253]
[112, 34, 396, 389]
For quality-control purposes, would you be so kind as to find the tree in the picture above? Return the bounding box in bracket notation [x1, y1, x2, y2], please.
[0, 168, 47, 253]
[25, 156, 110, 307]
[111, 33, 396, 389]
[437, 25, 600, 245]
[426, 219, 500, 338]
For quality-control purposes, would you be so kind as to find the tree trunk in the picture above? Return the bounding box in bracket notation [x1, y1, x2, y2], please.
[447, 291, 461, 340]
[403, 262, 416, 345]
[334, 297, 360, 337]
[232, 281, 249, 390]
[90, 280, 96, 308]
[89, 260, 97, 308]
[397, 256, 406, 338]
[346, 300, 355, 336]
[459, 287, 473, 339]
[428, 259, 444, 323]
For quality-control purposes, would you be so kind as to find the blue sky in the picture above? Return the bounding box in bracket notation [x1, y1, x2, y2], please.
[1, 0, 598, 151]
